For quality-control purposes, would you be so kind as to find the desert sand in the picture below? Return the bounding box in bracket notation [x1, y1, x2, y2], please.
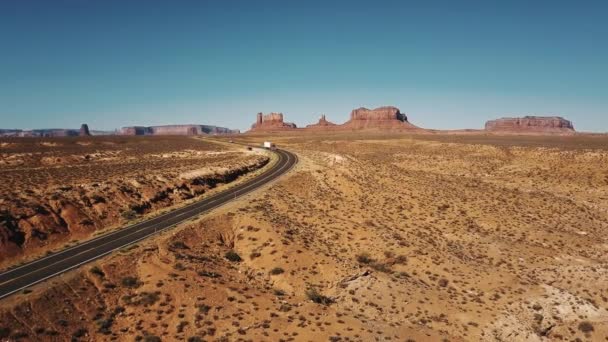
[1, 132, 607, 341]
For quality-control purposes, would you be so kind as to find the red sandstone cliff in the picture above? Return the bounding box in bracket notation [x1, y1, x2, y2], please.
[250, 112, 297, 131]
[485, 116, 575, 134]
[342, 106, 419, 130]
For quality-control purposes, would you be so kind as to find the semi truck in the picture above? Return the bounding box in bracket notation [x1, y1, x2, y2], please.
[263, 141, 276, 150]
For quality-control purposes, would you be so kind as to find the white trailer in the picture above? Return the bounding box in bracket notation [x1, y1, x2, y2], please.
[263, 141, 276, 150]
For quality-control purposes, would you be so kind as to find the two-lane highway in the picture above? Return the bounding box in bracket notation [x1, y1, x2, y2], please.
[0, 148, 297, 300]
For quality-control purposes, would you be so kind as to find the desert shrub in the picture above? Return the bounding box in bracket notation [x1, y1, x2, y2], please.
[188, 337, 203, 342]
[578, 321, 594, 333]
[356, 253, 373, 264]
[306, 288, 333, 305]
[96, 318, 113, 334]
[91, 195, 105, 203]
[225, 250, 242, 262]
[79, 219, 94, 226]
[370, 262, 392, 273]
[121, 209, 137, 220]
[143, 335, 161, 342]
[438, 278, 449, 287]
[197, 304, 211, 314]
[72, 328, 87, 338]
[249, 251, 261, 260]
[121, 276, 140, 288]
[269, 267, 285, 275]
[273, 289, 286, 296]
[90, 266, 105, 278]
[170, 241, 189, 250]
[139, 292, 160, 306]
[0, 327, 10, 339]
[197, 270, 221, 278]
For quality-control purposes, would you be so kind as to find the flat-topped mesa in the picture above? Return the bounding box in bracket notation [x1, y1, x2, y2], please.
[343, 106, 418, 130]
[120, 124, 238, 136]
[485, 116, 575, 134]
[306, 114, 337, 128]
[250, 112, 297, 131]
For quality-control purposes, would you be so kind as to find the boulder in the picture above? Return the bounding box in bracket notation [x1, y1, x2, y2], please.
[485, 116, 575, 133]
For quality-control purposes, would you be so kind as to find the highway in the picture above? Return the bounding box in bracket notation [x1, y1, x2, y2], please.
[0, 148, 297, 300]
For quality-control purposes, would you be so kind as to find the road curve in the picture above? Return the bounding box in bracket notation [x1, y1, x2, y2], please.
[0, 148, 297, 300]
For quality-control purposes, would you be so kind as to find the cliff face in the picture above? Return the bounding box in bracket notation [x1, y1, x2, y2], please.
[120, 125, 239, 136]
[250, 112, 297, 131]
[343, 106, 418, 130]
[485, 116, 575, 133]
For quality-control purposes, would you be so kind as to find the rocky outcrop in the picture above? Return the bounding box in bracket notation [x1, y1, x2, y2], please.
[79, 124, 91, 136]
[342, 106, 418, 130]
[120, 125, 239, 136]
[0, 155, 269, 262]
[306, 115, 337, 128]
[485, 116, 575, 133]
[250, 112, 297, 131]
[0, 129, 80, 137]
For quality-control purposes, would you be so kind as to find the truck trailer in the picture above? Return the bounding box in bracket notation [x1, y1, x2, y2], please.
[263, 141, 276, 150]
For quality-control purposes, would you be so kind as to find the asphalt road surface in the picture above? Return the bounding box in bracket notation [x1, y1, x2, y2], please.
[0, 148, 297, 300]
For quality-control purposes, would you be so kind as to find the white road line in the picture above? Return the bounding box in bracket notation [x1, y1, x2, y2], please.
[0, 150, 296, 297]
[0, 150, 285, 278]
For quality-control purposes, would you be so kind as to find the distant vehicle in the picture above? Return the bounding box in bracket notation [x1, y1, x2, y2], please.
[263, 141, 276, 150]
[229, 139, 234, 143]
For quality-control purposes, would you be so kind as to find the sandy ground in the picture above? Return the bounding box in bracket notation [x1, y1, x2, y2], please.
[1, 132, 607, 341]
[0, 136, 269, 268]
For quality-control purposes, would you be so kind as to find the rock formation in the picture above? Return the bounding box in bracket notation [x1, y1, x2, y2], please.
[79, 124, 91, 136]
[250, 112, 297, 131]
[306, 114, 337, 128]
[120, 125, 239, 136]
[485, 116, 575, 133]
[342, 106, 418, 130]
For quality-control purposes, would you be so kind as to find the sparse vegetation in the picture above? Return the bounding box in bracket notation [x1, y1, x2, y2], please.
[224, 250, 242, 262]
[306, 287, 333, 305]
[269, 267, 285, 275]
[90, 266, 105, 278]
[120, 276, 140, 288]
[578, 321, 594, 333]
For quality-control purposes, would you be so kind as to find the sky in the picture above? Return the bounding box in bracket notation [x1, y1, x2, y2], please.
[0, 1, 606, 132]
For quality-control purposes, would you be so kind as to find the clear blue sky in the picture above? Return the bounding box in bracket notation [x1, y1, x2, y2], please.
[1, 1, 606, 132]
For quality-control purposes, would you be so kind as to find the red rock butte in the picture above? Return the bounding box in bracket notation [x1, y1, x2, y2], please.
[342, 106, 418, 130]
[485, 116, 575, 134]
[250, 112, 297, 131]
[248, 106, 420, 132]
[306, 114, 337, 128]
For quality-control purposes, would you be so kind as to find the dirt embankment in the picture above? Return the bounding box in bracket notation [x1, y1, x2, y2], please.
[0, 136, 269, 268]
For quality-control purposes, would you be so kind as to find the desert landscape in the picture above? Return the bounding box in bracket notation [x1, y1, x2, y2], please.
[0, 136, 269, 267]
[1, 131, 607, 341]
[2, 2, 606, 341]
